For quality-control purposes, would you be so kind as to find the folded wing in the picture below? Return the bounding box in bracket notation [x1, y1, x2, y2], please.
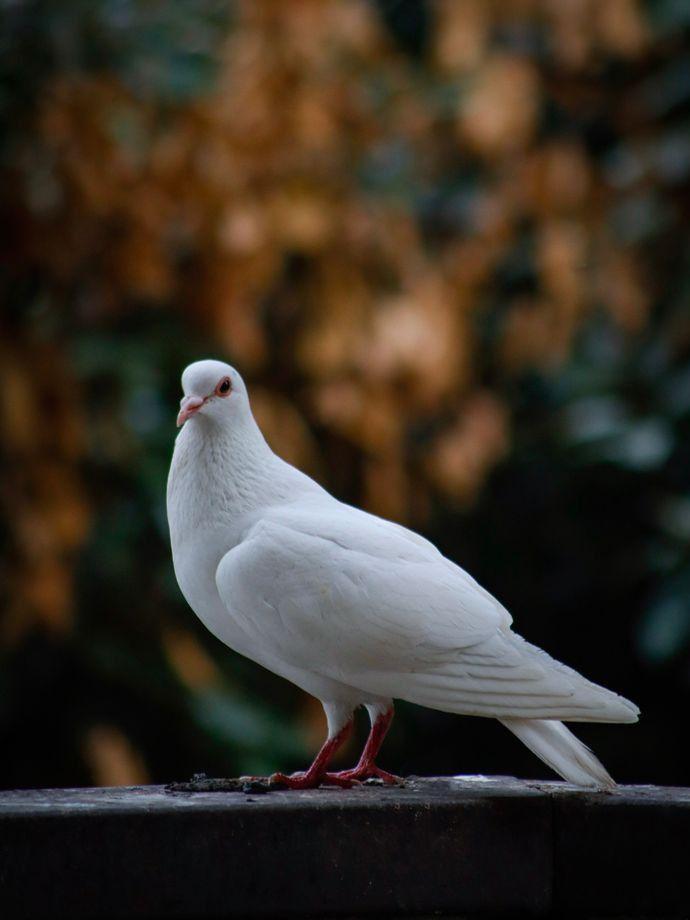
[215, 505, 638, 723]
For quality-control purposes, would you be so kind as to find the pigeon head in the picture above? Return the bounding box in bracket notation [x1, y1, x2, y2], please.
[177, 359, 248, 428]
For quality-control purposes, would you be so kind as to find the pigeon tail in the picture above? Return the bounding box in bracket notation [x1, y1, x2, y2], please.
[499, 717, 616, 790]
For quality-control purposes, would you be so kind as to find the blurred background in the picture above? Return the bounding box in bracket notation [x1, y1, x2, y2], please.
[2, 0, 690, 790]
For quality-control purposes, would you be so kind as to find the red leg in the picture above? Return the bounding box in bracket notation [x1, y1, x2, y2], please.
[270, 719, 354, 789]
[328, 705, 402, 785]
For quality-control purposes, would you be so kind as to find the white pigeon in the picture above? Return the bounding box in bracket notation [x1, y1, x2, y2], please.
[167, 359, 639, 789]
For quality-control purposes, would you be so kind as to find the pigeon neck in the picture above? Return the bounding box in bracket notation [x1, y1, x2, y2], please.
[170, 406, 287, 527]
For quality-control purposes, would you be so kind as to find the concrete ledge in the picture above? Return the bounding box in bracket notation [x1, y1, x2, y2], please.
[1, 776, 688, 918]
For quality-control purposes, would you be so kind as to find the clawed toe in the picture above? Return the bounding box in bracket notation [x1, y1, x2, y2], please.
[321, 772, 358, 788]
[330, 764, 403, 785]
[269, 771, 310, 789]
[367, 766, 403, 785]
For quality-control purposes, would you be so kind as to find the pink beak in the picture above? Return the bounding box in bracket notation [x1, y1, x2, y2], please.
[177, 395, 205, 427]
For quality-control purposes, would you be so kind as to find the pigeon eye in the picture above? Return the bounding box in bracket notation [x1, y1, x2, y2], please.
[216, 377, 232, 397]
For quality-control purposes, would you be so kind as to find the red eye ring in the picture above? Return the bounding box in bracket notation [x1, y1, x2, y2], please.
[215, 376, 232, 397]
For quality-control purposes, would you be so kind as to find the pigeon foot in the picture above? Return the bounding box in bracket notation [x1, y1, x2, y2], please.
[268, 719, 356, 789]
[269, 770, 355, 789]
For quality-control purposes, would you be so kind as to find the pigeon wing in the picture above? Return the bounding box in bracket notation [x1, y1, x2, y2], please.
[215, 507, 637, 721]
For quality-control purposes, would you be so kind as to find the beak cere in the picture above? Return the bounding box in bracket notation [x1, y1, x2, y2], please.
[177, 395, 205, 427]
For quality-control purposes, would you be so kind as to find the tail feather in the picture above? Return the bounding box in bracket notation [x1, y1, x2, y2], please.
[500, 717, 616, 790]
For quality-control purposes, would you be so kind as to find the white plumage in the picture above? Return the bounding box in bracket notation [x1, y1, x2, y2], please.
[167, 359, 639, 789]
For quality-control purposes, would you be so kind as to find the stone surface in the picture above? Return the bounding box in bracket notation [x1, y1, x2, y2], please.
[552, 783, 690, 917]
[0, 776, 688, 918]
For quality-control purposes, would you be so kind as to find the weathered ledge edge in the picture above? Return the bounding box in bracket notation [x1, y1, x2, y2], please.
[1, 776, 689, 919]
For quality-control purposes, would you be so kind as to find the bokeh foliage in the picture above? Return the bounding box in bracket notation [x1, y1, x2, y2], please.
[2, 0, 690, 787]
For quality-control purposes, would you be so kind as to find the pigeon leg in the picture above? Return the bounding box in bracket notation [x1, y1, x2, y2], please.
[328, 704, 402, 784]
[270, 718, 354, 789]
